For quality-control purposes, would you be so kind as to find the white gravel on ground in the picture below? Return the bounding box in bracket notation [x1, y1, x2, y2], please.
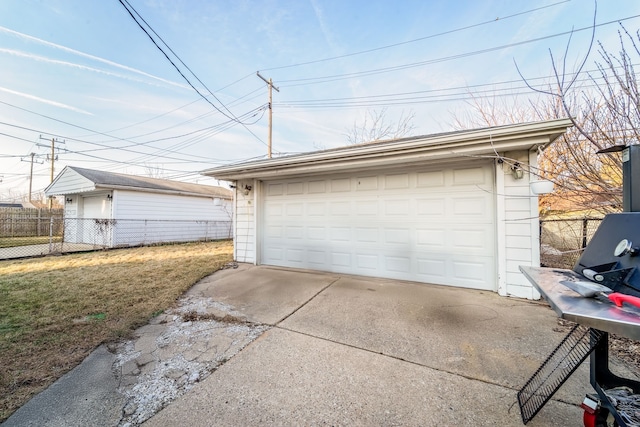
[113, 297, 269, 427]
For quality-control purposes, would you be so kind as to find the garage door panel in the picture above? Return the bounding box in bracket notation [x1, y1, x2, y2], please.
[286, 248, 304, 263]
[451, 196, 488, 217]
[330, 201, 350, 215]
[265, 202, 283, 216]
[330, 178, 351, 192]
[417, 228, 446, 248]
[356, 200, 378, 215]
[266, 225, 283, 238]
[287, 182, 304, 194]
[451, 228, 492, 251]
[355, 227, 378, 243]
[384, 173, 410, 189]
[307, 226, 326, 240]
[417, 171, 445, 187]
[452, 167, 488, 186]
[384, 228, 411, 244]
[384, 199, 410, 215]
[331, 252, 351, 267]
[356, 176, 378, 190]
[330, 227, 351, 241]
[285, 226, 303, 239]
[261, 164, 496, 291]
[267, 183, 284, 195]
[308, 250, 327, 265]
[356, 253, 379, 270]
[286, 203, 304, 216]
[308, 180, 326, 193]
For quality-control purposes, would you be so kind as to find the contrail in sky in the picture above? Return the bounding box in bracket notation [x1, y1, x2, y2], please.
[0, 47, 185, 90]
[0, 86, 94, 115]
[0, 25, 188, 90]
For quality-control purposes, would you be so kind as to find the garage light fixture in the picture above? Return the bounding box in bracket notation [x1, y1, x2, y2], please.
[65, 197, 73, 203]
[243, 185, 252, 196]
[511, 162, 524, 180]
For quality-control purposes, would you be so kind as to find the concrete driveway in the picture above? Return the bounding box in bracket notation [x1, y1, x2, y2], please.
[8, 263, 631, 426]
[143, 264, 596, 426]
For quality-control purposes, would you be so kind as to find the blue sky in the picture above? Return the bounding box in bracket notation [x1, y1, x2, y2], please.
[1, 0, 639, 200]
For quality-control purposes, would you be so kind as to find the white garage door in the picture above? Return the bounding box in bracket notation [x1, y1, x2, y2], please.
[261, 163, 496, 290]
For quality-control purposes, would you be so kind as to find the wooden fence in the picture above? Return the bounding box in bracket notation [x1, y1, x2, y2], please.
[0, 208, 64, 237]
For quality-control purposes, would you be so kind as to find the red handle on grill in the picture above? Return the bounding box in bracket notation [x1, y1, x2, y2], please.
[608, 293, 640, 309]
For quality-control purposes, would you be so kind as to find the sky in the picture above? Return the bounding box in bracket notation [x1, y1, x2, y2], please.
[1, 0, 639, 201]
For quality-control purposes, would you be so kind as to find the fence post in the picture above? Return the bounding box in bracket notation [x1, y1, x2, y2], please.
[582, 218, 588, 249]
[49, 216, 54, 253]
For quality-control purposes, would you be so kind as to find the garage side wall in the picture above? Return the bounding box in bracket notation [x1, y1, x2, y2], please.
[109, 190, 232, 247]
[501, 150, 540, 299]
[233, 180, 256, 263]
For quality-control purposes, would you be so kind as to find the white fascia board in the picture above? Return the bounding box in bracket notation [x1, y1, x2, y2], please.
[202, 119, 572, 181]
[91, 184, 229, 199]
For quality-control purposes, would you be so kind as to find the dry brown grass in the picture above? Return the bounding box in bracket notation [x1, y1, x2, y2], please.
[0, 240, 233, 422]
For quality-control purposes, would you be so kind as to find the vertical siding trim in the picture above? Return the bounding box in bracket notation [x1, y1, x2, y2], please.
[233, 183, 238, 261]
[529, 150, 542, 299]
[495, 158, 507, 296]
[253, 179, 264, 265]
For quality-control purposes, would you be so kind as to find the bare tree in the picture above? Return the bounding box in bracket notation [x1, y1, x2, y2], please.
[456, 22, 640, 215]
[345, 108, 416, 145]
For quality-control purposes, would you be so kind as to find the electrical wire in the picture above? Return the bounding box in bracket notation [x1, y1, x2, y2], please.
[259, 1, 571, 72]
[275, 14, 640, 88]
[117, 0, 268, 147]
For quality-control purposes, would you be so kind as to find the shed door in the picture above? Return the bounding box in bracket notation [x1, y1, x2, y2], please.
[260, 164, 496, 290]
[81, 195, 112, 246]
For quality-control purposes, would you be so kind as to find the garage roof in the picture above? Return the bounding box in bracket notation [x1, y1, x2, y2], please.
[202, 118, 572, 181]
[46, 166, 232, 198]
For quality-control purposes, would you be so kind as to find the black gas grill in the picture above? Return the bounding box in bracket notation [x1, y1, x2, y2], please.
[518, 145, 640, 426]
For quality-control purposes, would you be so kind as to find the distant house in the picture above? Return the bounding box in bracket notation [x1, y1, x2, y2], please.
[203, 119, 572, 300]
[45, 166, 232, 247]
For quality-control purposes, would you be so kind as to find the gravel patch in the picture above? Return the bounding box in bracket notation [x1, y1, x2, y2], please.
[112, 296, 269, 426]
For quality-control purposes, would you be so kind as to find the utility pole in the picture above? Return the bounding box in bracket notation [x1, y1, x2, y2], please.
[256, 72, 280, 158]
[20, 153, 43, 203]
[29, 153, 35, 203]
[37, 136, 64, 208]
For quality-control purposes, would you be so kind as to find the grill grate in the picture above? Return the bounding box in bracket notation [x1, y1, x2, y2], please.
[517, 325, 604, 424]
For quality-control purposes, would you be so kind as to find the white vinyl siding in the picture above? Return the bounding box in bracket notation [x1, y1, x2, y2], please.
[50, 169, 96, 194]
[108, 190, 231, 247]
[500, 150, 541, 299]
[234, 179, 256, 263]
[260, 164, 497, 290]
[113, 190, 228, 221]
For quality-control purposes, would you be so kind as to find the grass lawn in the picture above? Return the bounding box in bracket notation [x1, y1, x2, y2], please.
[0, 236, 62, 248]
[0, 239, 233, 422]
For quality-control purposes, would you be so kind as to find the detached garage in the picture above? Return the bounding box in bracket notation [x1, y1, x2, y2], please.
[45, 166, 232, 247]
[202, 119, 572, 299]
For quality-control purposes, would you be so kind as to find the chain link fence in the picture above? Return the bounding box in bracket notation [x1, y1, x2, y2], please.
[540, 218, 603, 269]
[0, 216, 232, 260]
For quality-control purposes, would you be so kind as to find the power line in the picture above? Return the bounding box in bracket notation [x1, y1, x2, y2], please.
[0, 99, 266, 161]
[259, 0, 571, 72]
[116, 0, 268, 147]
[275, 14, 640, 88]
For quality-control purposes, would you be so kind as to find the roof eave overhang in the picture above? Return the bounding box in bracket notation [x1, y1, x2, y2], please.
[47, 184, 230, 199]
[94, 184, 231, 199]
[203, 118, 572, 181]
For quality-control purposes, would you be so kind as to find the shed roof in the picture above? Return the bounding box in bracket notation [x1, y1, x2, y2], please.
[202, 118, 573, 181]
[46, 166, 232, 198]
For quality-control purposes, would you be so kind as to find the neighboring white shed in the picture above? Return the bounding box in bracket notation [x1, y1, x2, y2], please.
[202, 119, 572, 299]
[45, 166, 232, 247]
